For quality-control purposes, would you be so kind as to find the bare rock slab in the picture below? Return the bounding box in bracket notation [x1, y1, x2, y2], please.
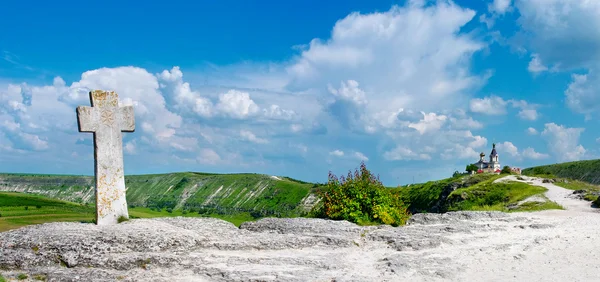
[2, 211, 600, 282]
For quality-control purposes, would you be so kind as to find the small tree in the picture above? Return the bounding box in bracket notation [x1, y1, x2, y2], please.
[465, 164, 478, 173]
[501, 166, 512, 174]
[313, 162, 411, 226]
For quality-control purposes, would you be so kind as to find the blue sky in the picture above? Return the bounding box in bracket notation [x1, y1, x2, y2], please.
[1, 0, 599, 186]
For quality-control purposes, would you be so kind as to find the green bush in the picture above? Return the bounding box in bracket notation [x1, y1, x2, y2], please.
[466, 164, 478, 173]
[501, 166, 512, 174]
[314, 162, 411, 226]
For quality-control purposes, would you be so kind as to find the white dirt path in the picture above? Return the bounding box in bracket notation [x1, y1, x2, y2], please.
[494, 175, 596, 212]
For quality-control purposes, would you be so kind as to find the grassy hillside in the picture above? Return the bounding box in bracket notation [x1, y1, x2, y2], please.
[394, 173, 563, 213]
[0, 192, 94, 232]
[0, 172, 321, 219]
[522, 159, 600, 184]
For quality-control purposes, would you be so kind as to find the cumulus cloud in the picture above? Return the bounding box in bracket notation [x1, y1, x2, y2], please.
[489, 0, 513, 15]
[197, 148, 222, 165]
[526, 127, 538, 135]
[449, 116, 483, 130]
[496, 141, 519, 157]
[521, 147, 550, 160]
[327, 149, 369, 163]
[528, 54, 549, 74]
[515, 0, 600, 71]
[353, 151, 369, 162]
[286, 1, 487, 133]
[469, 95, 539, 120]
[479, 0, 513, 28]
[469, 96, 508, 115]
[493, 141, 550, 161]
[240, 130, 268, 144]
[408, 112, 448, 135]
[564, 71, 600, 118]
[216, 90, 260, 119]
[384, 146, 432, 161]
[541, 123, 586, 162]
[385, 128, 486, 162]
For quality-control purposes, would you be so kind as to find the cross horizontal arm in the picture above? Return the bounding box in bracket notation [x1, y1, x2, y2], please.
[77, 106, 98, 133]
[119, 106, 135, 132]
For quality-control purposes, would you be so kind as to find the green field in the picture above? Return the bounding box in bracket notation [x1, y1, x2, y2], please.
[0, 191, 263, 232]
[0, 192, 94, 232]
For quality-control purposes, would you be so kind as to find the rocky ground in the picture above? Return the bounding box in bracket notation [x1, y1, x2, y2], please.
[1, 176, 599, 282]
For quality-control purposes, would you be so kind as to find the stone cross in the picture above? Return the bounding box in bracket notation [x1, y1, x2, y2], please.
[76, 90, 135, 225]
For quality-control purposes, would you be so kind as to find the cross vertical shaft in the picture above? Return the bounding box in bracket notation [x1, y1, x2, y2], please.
[76, 90, 135, 225]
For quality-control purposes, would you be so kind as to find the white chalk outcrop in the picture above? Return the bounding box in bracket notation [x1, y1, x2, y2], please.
[1, 176, 599, 281]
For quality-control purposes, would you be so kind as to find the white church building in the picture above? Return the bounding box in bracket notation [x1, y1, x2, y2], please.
[473, 143, 501, 173]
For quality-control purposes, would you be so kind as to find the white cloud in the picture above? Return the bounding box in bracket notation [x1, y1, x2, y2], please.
[383, 146, 431, 161]
[327, 149, 368, 163]
[240, 130, 268, 144]
[327, 80, 367, 106]
[526, 127, 538, 135]
[441, 144, 479, 160]
[528, 53, 548, 74]
[469, 95, 539, 120]
[353, 151, 369, 162]
[496, 141, 519, 157]
[469, 96, 508, 115]
[490, 0, 513, 15]
[449, 116, 483, 130]
[515, 0, 600, 71]
[480, 0, 513, 28]
[286, 1, 487, 132]
[521, 147, 550, 160]
[408, 112, 448, 134]
[541, 123, 586, 162]
[124, 141, 137, 155]
[518, 109, 539, 121]
[565, 71, 600, 117]
[197, 148, 222, 165]
[469, 135, 488, 148]
[216, 90, 260, 119]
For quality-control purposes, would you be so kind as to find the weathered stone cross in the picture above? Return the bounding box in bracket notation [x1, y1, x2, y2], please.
[76, 90, 135, 225]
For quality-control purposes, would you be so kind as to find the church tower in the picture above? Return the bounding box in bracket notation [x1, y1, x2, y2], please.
[489, 143, 500, 171]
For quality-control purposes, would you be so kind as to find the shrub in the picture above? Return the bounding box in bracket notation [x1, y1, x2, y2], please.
[117, 216, 129, 223]
[315, 162, 411, 226]
[501, 166, 512, 174]
[24, 206, 29, 211]
[36, 205, 42, 209]
[466, 164, 478, 173]
[166, 207, 173, 213]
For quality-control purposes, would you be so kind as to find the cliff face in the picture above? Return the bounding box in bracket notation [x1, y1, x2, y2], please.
[0, 173, 321, 216]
